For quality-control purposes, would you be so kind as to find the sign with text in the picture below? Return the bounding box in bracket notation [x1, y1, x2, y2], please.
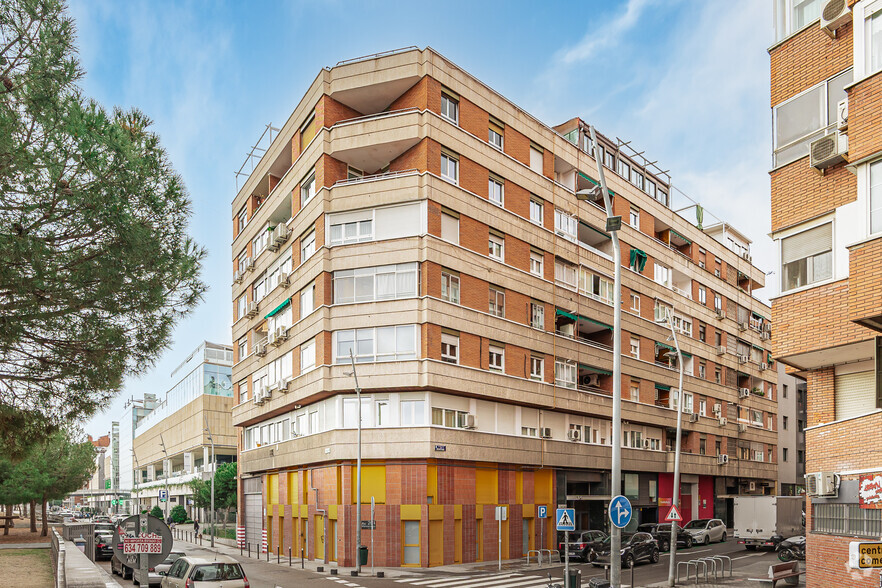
[112, 514, 172, 569]
[860, 474, 882, 509]
[360, 520, 376, 530]
[849, 541, 882, 568]
[495, 506, 507, 521]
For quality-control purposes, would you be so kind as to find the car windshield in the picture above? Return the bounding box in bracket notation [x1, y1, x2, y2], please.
[163, 553, 184, 564]
[684, 520, 710, 530]
[637, 524, 656, 532]
[656, 524, 673, 532]
[191, 563, 244, 581]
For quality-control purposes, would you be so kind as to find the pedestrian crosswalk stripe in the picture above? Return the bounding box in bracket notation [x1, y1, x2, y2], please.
[394, 573, 569, 588]
[422, 573, 521, 587]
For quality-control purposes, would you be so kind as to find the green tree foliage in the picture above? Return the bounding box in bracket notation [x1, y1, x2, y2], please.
[150, 505, 163, 519]
[0, 0, 206, 454]
[188, 462, 237, 531]
[169, 504, 187, 524]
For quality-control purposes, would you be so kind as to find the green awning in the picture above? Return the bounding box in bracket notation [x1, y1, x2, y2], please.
[655, 383, 671, 391]
[580, 220, 611, 239]
[768, 352, 774, 364]
[264, 298, 291, 319]
[752, 311, 767, 320]
[629, 248, 648, 272]
[578, 171, 615, 197]
[656, 341, 691, 359]
[556, 309, 578, 321]
[752, 344, 765, 351]
[580, 364, 613, 376]
[669, 229, 692, 245]
[584, 317, 613, 330]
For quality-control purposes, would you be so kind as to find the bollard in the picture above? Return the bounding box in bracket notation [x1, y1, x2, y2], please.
[266, 547, 269, 562]
[277, 549, 279, 564]
[301, 547, 304, 569]
[289, 547, 291, 566]
[248, 542, 251, 558]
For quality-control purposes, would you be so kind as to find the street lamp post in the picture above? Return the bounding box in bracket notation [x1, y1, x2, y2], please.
[132, 449, 141, 515]
[658, 308, 686, 587]
[346, 351, 363, 575]
[577, 125, 623, 587]
[159, 434, 170, 523]
[204, 417, 216, 548]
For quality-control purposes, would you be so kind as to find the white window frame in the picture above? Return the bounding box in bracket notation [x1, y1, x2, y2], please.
[329, 218, 373, 246]
[529, 198, 543, 225]
[489, 233, 504, 261]
[630, 294, 640, 312]
[441, 333, 459, 364]
[440, 93, 459, 124]
[237, 207, 247, 232]
[441, 212, 459, 244]
[555, 259, 577, 288]
[488, 177, 504, 207]
[489, 286, 505, 318]
[617, 159, 630, 181]
[529, 146, 544, 174]
[774, 0, 822, 41]
[301, 338, 316, 373]
[554, 209, 578, 241]
[332, 263, 419, 304]
[530, 302, 545, 330]
[779, 221, 834, 294]
[698, 286, 707, 305]
[629, 208, 640, 228]
[301, 169, 316, 206]
[300, 282, 315, 317]
[530, 251, 544, 277]
[441, 152, 459, 184]
[530, 355, 544, 381]
[488, 345, 505, 372]
[333, 325, 419, 364]
[630, 337, 640, 358]
[400, 399, 426, 426]
[870, 160, 882, 236]
[301, 229, 316, 261]
[489, 127, 504, 150]
[654, 263, 672, 288]
[441, 271, 460, 304]
[554, 359, 577, 389]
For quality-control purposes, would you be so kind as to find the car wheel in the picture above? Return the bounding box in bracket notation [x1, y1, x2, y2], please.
[661, 539, 670, 552]
[721, 532, 727, 543]
[746, 545, 757, 551]
[651, 548, 660, 563]
[623, 553, 635, 569]
[703, 535, 711, 546]
[685, 537, 693, 549]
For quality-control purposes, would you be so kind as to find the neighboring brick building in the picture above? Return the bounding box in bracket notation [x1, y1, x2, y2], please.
[770, 1, 882, 585]
[232, 47, 778, 568]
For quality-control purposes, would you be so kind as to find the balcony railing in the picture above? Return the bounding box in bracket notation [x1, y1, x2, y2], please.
[333, 168, 419, 187]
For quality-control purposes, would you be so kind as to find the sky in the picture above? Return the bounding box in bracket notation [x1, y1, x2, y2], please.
[69, 0, 775, 437]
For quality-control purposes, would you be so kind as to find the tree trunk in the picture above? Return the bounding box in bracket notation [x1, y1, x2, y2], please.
[3, 504, 11, 535]
[40, 498, 47, 537]
[29, 500, 36, 533]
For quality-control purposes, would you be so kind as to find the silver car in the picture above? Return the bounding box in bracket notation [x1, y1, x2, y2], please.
[160, 555, 249, 588]
[683, 518, 727, 545]
[149, 551, 185, 587]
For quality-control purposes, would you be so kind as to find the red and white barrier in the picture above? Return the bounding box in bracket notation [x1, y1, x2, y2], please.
[261, 528, 268, 553]
[236, 526, 245, 549]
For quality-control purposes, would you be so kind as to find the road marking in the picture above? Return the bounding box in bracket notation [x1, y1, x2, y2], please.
[406, 573, 518, 586]
[660, 548, 711, 557]
[732, 552, 766, 560]
[424, 574, 524, 587]
[469, 578, 563, 588]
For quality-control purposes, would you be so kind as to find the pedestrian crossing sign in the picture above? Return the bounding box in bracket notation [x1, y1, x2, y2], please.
[665, 505, 682, 522]
[556, 508, 575, 531]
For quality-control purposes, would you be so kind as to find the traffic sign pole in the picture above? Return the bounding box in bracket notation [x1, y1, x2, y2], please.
[564, 531, 569, 588]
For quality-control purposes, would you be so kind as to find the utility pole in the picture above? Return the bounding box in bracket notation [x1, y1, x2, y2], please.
[132, 449, 141, 515]
[578, 125, 623, 587]
[204, 416, 216, 548]
[159, 434, 170, 523]
[659, 307, 686, 587]
[346, 351, 363, 575]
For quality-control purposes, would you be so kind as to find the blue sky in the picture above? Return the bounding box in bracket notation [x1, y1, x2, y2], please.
[70, 0, 774, 436]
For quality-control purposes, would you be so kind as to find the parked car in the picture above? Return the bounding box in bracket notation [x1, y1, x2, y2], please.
[94, 532, 114, 560]
[558, 530, 608, 561]
[636, 523, 694, 551]
[111, 553, 133, 580]
[591, 532, 659, 568]
[160, 556, 249, 587]
[683, 518, 727, 545]
[149, 551, 185, 587]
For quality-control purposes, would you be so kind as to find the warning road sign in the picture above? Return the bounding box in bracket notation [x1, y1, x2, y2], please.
[556, 508, 575, 531]
[664, 505, 682, 522]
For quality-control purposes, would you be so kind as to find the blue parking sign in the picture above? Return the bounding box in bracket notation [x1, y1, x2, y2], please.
[537, 506, 547, 519]
[608, 495, 632, 529]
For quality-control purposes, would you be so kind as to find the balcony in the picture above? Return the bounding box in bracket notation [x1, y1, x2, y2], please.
[329, 109, 422, 172]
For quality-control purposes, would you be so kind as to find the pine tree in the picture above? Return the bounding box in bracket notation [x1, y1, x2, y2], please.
[0, 0, 206, 454]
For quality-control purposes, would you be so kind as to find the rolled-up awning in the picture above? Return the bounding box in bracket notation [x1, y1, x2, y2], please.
[579, 171, 615, 197]
[580, 364, 613, 376]
[655, 383, 671, 391]
[264, 298, 291, 319]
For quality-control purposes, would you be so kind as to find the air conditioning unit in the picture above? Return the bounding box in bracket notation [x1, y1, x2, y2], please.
[738, 423, 748, 433]
[716, 310, 726, 320]
[267, 229, 280, 252]
[263, 386, 273, 401]
[274, 224, 290, 245]
[567, 429, 582, 442]
[245, 301, 259, 318]
[244, 257, 254, 272]
[233, 270, 244, 284]
[540, 427, 552, 439]
[741, 250, 752, 262]
[255, 342, 268, 357]
[643, 439, 651, 449]
[738, 355, 749, 364]
[268, 330, 278, 346]
[805, 472, 840, 497]
[253, 390, 263, 405]
[279, 377, 291, 393]
[718, 417, 728, 427]
[716, 345, 726, 356]
[276, 326, 289, 342]
[464, 414, 476, 429]
[760, 362, 768, 371]
[738, 322, 748, 331]
[760, 331, 771, 341]
[713, 403, 722, 416]
[717, 454, 729, 465]
[690, 413, 700, 423]
[821, 0, 850, 36]
[279, 272, 290, 288]
[810, 132, 847, 170]
[837, 98, 848, 132]
[739, 388, 751, 398]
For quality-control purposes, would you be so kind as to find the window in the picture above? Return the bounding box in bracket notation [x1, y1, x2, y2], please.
[671, 314, 692, 337]
[334, 325, 418, 363]
[489, 286, 505, 317]
[781, 222, 832, 291]
[868, 5, 882, 76]
[581, 270, 614, 305]
[555, 258, 577, 288]
[237, 207, 247, 233]
[555, 359, 576, 389]
[698, 286, 706, 305]
[530, 355, 544, 380]
[301, 229, 316, 261]
[555, 209, 578, 240]
[529, 145, 544, 173]
[698, 324, 706, 342]
[301, 169, 316, 206]
[870, 160, 882, 234]
[604, 150, 615, 169]
[441, 333, 459, 364]
[630, 382, 639, 402]
[488, 233, 504, 261]
[798, 449, 804, 462]
[714, 294, 722, 312]
[700, 437, 706, 456]
[347, 166, 364, 180]
[400, 400, 426, 426]
[699, 399, 707, 415]
[332, 263, 418, 304]
[798, 419, 804, 431]
[236, 295, 246, 321]
[403, 520, 420, 565]
[629, 207, 640, 228]
[657, 190, 669, 207]
[654, 263, 671, 288]
[773, 68, 851, 167]
[630, 294, 640, 312]
[633, 172, 644, 191]
[440, 211, 459, 244]
[699, 364, 706, 379]
[237, 338, 247, 361]
[301, 282, 315, 316]
[440, 152, 459, 184]
[252, 227, 270, 258]
[617, 159, 630, 181]
[488, 177, 504, 207]
[646, 180, 656, 198]
[489, 345, 504, 372]
[376, 400, 390, 426]
[489, 120, 504, 150]
[239, 379, 248, 402]
[683, 392, 694, 414]
[440, 93, 459, 123]
[752, 410, 763, 426]
[715, 440, 721, 456]
[521, 426, 537, 437]
[783, 384, 789, 399]
[530, 251, 544, 276]
[301, 338, 316, 373]
[330, 219, 372, 245]
[441, 271, 460, 303]
[432, 407, 468, 428]
[530, 198, 543, 224]
[630, 337, 640, 358]
[530, 302, 545, 329]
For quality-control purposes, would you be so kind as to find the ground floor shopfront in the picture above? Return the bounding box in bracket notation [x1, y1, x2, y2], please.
[237, 459, 772, 568]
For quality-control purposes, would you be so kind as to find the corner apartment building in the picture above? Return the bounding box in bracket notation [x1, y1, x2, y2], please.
[232, 48, 778, 568]
[120, 342, 237, 519]
[770, 1, 882, 585]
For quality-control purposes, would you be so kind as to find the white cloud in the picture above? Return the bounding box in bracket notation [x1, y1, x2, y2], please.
[558, 0, 651, 65]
